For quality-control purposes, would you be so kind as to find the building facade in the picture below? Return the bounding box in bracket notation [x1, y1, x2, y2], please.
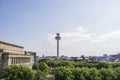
[25, 51, 37, 64]
[0, 41, 34, 78]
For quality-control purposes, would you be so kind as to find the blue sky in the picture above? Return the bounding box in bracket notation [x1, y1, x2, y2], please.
[1, 0, 120, 57]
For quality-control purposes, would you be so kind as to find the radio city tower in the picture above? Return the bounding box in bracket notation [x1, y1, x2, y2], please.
[55, 33, 61, 60]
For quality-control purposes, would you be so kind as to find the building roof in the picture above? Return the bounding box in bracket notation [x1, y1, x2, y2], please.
[0, 41, 24, 48]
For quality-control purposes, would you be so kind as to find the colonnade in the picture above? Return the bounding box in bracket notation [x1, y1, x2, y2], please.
[11, 57, 30, 64]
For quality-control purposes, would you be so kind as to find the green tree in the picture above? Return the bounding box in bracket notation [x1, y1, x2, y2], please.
[88, 68, 101, 80]
[54, 67, 74, 80]
[80, 68, 90, 80]
[75, 61, 88, 68]
[115, 67, 120, 79]
[72, 68, 86, 80]
[3, 65, 34, 80]
[95, 62, 109, 69]
[32, 63, 39, 70]
[32, 62, 50, 74]
[45, 60, 58, 67]
[34, 70, 46, 80]
[38, 62, 50, 74]
[99, 68, 117, 80]
[57, 60, 74, 68]
[111, 63, 120, 68]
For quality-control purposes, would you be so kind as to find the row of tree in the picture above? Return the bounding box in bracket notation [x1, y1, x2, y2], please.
[45, 60, 120, 69]
[3, 62, 50, 80]
[3, 60, 120, 80]
[45, 60, 120, 80]
[54, 67, 120, 80]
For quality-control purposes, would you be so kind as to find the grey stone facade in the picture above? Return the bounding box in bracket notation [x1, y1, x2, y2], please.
[0, 41, 34, 78]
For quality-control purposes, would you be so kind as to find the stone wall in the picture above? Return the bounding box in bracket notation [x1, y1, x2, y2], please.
[0, 41, 35, 79]
[0, 42, 24, 54]
[0, 52, 2, 78]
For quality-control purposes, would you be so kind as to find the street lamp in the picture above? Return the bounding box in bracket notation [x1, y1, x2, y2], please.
[55, 33, 61, 60]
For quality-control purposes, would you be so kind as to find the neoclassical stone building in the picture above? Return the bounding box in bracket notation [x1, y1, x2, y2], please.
[0, 41, 34, 78]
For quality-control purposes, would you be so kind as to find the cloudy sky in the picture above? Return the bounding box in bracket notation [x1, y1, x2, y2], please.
[1, 0, 120, 56]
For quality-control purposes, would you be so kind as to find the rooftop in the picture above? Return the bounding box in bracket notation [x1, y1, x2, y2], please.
[0, 41, 23, 48]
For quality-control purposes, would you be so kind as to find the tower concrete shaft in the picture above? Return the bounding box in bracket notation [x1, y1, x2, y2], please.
[55, 33, 61, 60]
[57, 40, 59, 60]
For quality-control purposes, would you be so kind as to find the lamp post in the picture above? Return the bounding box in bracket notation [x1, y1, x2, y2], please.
[55, 33, 61, 60]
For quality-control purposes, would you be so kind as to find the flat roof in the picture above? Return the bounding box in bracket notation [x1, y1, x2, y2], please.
[0, 41, 24, 48]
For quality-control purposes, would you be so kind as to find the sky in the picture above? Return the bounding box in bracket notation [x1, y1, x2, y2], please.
[1, 0, 120, 57]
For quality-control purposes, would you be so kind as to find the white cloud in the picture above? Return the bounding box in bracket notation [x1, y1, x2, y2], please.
[47, 27, 120, 56]
[91, 30, 120, 43]
[74, 27, 88, 33]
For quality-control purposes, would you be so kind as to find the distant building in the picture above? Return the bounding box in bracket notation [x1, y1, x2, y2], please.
[110, 53, 120, 62]
[87, 56, 98, 63]
[70, 57, 83, 62]
[0, 41, 34, 78]
[40, 56, 56, 61]
[103, 54, 108, 57]
[59, 55, 72, 60]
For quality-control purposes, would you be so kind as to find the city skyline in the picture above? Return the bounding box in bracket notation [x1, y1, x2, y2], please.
[1, 0, 120, 56]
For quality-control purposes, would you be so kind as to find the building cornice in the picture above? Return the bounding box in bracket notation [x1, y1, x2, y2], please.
[0, 41, 23, 48]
